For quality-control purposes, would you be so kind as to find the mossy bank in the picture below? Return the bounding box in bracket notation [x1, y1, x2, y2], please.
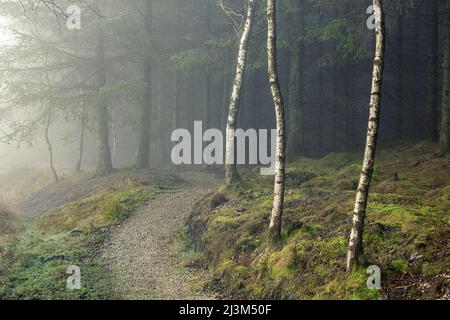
[187, 141, 450, 300]
[0, 170, 176, 300]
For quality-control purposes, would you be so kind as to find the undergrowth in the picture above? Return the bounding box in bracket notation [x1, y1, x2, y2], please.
[187, 141, 450, 300]
[0, 170, 172, 300]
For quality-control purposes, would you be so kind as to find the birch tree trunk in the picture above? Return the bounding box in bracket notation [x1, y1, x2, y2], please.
[224, 0, 256, 185]
[267, 0, 287, 244]
[346, 0, 386, 271]
[136, 0, 153, 169]
[439, 0, 450, 154]
[95, 26, 113, 177]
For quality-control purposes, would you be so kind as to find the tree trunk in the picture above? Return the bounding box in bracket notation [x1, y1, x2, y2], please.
[75, 99, 86, 173]
[411, 6, 422, 138]
[206, 72, 212, 129]
[136, 0, 152, 169]
[287, 0, 304, 158]
[173, 0, 181, 131]
[221, 57, 231, 133]
[42, 59, 59, 182]
[428, 0, 439, 142]
[331, 6, 339, 152]
[250, 69, 259, 130]
[111, 105, 118, 165]
[267, 0, 287, 245]
[95, 27, 113, 177]
[344, 62, 352, 151]
[396, 10, 404, 140]
[205, 0, 212, 129]
[346, 0, 386, 271]
[45, 109, 59, 183]
[332, 56, 339, 151]
[440, 0, 450, 154]
[343, 1, 353, 152]
[318, 8, 324, 152]
[224, 0, 256, 185]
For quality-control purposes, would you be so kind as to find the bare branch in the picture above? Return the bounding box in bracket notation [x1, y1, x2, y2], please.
[217, 0, 245, 37]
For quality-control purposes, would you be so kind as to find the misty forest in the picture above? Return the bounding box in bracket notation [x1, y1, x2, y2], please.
[0, 0, 448, 301]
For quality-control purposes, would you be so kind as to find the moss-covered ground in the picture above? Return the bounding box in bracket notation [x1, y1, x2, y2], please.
[187, 141, 450, 300]
[0, 170, 174, 300]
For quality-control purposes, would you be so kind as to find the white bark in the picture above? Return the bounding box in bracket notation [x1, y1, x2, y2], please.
[346, 0, 386, 271]
[267, 0, 287, 244]
[225, 0, 256, 185]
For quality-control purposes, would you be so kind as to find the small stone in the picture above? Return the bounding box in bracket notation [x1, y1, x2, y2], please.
[409, 252, 423, 263]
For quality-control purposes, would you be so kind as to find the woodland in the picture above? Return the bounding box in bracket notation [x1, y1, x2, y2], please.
[0, 0, 448, 300]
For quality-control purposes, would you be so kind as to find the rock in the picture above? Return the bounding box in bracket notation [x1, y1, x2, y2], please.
[409, 252, 424, 263]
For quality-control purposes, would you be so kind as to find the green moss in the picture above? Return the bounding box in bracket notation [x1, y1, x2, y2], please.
[390, 259, 409, 273]
[267, 246, 296, 281]
[422, 261, 447, 277]
[169, 225, 207, 268]
[222, 179, 264, 196]
[320, 268, 381, 300]
[103, 200, 122, 223]
[442, 186, 450, 202]
[368, 203, 418, 230]
[188, 141, 449, 300]
[0, 180, 168, 300]
[0, 229, 112, 300]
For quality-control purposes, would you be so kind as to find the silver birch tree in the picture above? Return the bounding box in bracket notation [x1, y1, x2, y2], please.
[346, 0, 386, 271]
[224, 0, 256, 185]
[267, 0, 286, 244]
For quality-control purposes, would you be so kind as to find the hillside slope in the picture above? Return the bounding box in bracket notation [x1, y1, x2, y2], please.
[188, 141, 450, 300]
[0, 170, 178, 299]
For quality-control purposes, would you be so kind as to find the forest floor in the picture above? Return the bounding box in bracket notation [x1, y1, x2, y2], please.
[0, 141, 448, 300]
[0, 168, 220, 299]
[188, 141, 450, 300]
[101, 171, 220, 300]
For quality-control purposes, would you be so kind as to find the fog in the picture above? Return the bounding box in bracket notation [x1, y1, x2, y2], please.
[0, 1, 443, 179]
[0, 0, 448, 302]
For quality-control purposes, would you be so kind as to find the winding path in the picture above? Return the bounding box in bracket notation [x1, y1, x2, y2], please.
[101, 171, 220, 300]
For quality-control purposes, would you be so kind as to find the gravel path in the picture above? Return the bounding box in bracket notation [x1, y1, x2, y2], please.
[102, 171, 220, 300]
